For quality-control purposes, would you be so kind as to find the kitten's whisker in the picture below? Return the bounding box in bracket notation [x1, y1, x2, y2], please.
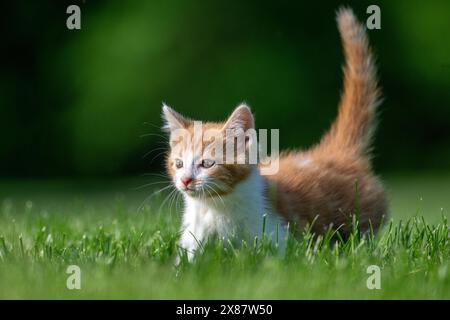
[208, 185, 225, 207]
[204, 186, 219, 208]
[132, 180, 170, 191]
[158, 188, 178, 213]
[142, 147, 167, 160]
[175, 191, 182, 213]
[142, 122, 167, 131]
[208, 180, 231, 194]
[141, 172, 171, 179]
[202, 187, 207, 202]
[140, 132, 169, 140]
[169, 191, 182, 221]
[137, 184, 173, 213]
[167, 190, 175, 213]
[150, 150, 169, 163]
[169, 188, 181, 214]
[206, 182, 225, 205]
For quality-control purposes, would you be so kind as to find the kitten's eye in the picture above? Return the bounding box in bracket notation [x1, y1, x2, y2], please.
[201, 159, 215, 168]
[175, 159, 183, 169]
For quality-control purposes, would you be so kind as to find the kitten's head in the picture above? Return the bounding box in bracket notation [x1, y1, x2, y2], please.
[162, 103, 255, 198]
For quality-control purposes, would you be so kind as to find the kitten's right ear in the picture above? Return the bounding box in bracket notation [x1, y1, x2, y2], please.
[162, 103, 191, 132]
[223, 103, 255, 132]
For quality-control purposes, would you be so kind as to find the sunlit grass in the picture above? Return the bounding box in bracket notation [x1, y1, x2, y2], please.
[0, 174, 449, 299]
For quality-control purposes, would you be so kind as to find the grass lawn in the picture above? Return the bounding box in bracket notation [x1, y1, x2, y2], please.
[0, 173, 449, 299]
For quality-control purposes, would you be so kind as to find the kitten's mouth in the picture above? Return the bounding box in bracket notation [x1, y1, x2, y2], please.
[180, 186, 210, 198]
[183, 188, 202, 198]
[178, 182, 225, 198]
[180, 186, 197, 194]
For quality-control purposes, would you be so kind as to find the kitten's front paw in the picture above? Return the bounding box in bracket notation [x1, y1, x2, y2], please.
[177, 230, 202, 263]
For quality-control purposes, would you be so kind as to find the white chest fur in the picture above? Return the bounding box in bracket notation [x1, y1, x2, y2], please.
[178, 168, 286, 260]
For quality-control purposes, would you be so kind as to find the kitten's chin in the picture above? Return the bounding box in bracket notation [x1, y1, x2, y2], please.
[184, 189, 197, 197]
[180, 188, 216, 199]
[178, 187, 201, 198]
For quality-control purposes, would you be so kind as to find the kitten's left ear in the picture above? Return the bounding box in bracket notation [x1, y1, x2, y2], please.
[223, 103, 255, 131]
[161, 103, 191, 132]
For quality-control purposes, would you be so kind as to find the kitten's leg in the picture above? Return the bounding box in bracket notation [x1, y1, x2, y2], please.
[178, 227, 204, 262]
[176, 204, 211, 263]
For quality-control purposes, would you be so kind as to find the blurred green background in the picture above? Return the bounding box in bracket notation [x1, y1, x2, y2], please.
[1, 0, 449, 177]
[2, 1, 450, 299]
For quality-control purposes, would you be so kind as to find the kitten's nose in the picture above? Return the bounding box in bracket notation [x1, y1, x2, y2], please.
[181, 176, 193, 187]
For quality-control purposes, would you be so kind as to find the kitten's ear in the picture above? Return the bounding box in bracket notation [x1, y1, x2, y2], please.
[162, 104, 191, 132]
[223, 103, 255, 131]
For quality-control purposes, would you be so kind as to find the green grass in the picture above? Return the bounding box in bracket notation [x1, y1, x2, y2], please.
[0, 173, 449, 299]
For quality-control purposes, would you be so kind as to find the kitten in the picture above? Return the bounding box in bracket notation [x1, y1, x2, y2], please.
[162, 8, 388, 261]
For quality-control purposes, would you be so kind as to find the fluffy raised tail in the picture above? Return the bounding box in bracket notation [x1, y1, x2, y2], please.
[320, 8, 381, 156]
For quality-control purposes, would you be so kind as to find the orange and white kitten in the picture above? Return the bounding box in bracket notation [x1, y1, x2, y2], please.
[162, 8, 388, 261]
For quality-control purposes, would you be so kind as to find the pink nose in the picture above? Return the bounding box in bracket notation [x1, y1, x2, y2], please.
[181, 176, 193, 187]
